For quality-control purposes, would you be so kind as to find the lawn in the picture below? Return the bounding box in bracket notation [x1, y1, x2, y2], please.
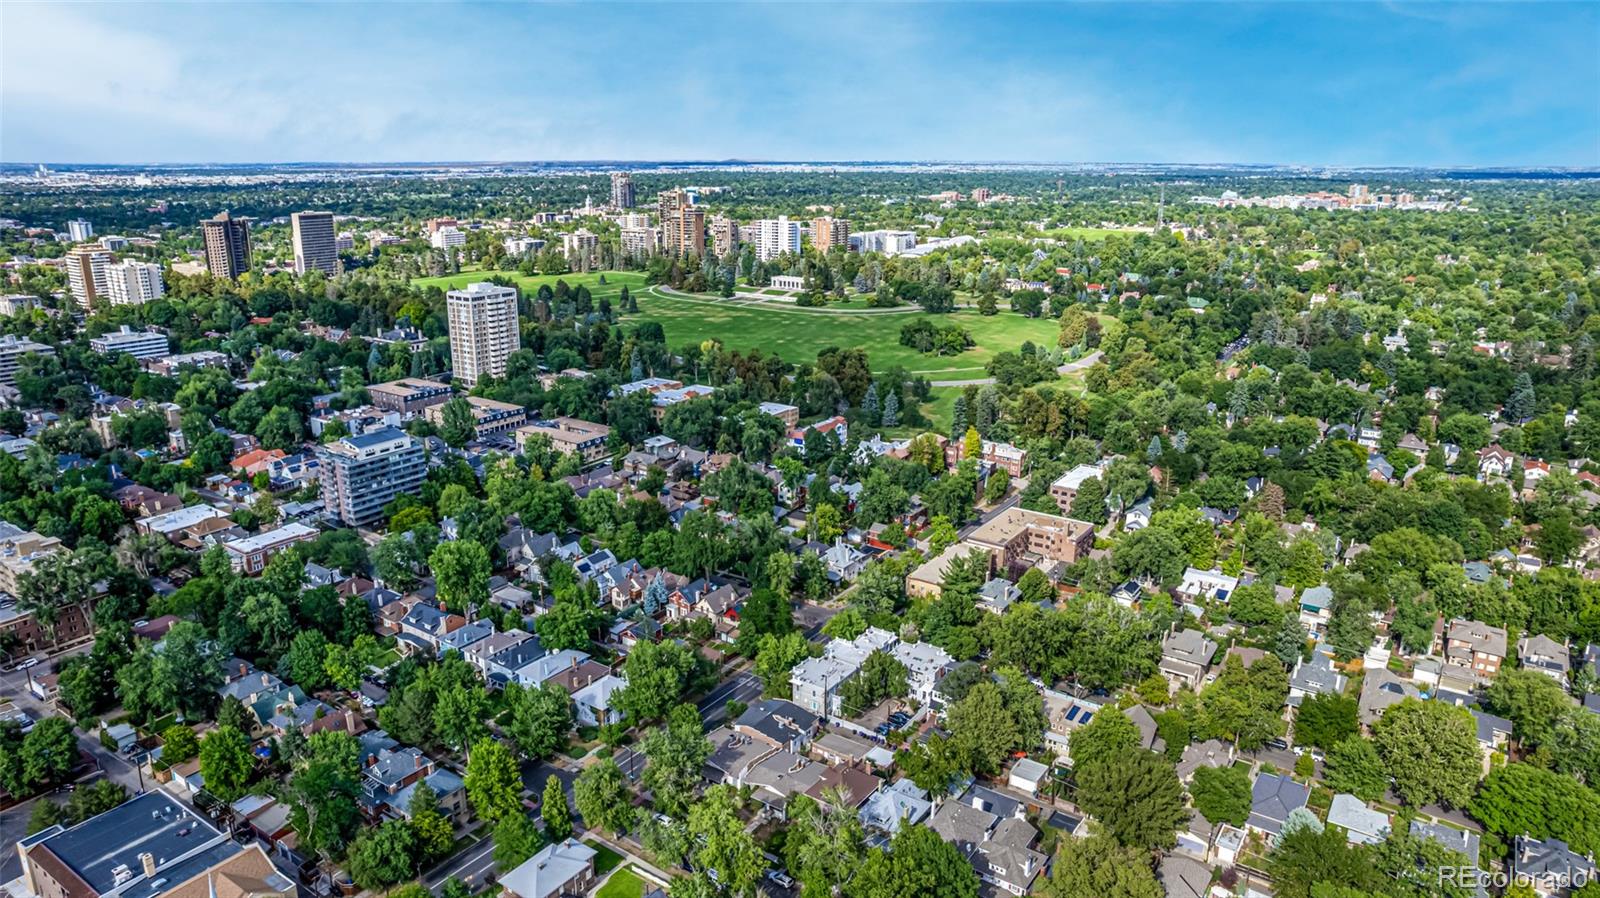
[1038, 225, 1144, 241]
[583, 840, 626, 875]
[627, 284, 1060, 379]
[594, 867, 648, 898]
[412, 269, 645, 302]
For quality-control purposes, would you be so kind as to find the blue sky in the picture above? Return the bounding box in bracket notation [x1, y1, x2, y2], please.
[3, 2, 1596, 167]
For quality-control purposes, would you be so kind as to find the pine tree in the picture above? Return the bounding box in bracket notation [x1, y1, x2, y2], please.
[862, 382, 880, 422]
[1505, 372, 1535, 422]
[975, 386, 1000, 434]
[951, 394, 970, 440]
[643, 574, 668, 616]
[881, 391, 900, 427]
[1146, 435, 1163, 463]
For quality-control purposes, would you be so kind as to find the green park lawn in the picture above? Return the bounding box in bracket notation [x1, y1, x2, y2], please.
[583, 840, 627, 876]
[411, 269, 645, 302]
[626, 284, 1061, 379]
[1038, 225, 1143, 241]
[593, 867, 649, 898]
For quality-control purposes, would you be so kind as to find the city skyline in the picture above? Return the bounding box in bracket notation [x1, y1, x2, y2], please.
[3, 1, 1596, 168]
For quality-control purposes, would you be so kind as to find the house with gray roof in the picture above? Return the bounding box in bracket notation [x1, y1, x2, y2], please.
[437, 619, 494, 657]
[500, 838, 596, 898]
[978, 577, 1021, 614]
[1247, 772, 1310, 836]
[1160, 627, 1219, 690]
[1359, 666, 1419, 725]
[1327, 793, 1389, 844]
[930, 786, 1047, 896]
[1517, 634, 1572, 687]
[1157, 854, 1212, 898]
[1511, 836, 1596, 898]
[1289, 650, 1348, 707]
[859, 778, 931, 834]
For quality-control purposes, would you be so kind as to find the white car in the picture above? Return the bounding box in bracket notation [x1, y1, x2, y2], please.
[765, 870, 795, 889]
[17, 657, 40, 670]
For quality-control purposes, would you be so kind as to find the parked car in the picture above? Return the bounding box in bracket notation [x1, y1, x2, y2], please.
[765, 870, 795, 889]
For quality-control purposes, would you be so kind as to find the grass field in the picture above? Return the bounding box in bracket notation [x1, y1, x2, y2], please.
[410, 269, 1055, 379]
[629, 284, 1059, 379]
[583, 840, 626, 875]
[593, 867, 648, 898]
[1038, 225, 1146, 241]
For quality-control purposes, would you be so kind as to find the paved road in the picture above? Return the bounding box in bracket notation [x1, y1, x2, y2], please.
[929, 350, 1104, 388]
[697, 670, 762, 727]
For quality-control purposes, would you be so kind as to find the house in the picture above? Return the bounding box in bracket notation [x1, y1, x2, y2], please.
[1517, 634, 1571, 687]
[1510, 836, 1596, 898]
[1471, 707, 1513, 762]
[1041, 688, 1105, 760]
[1007, 757, 1049, 797]
[734, 699, 821, 753]
[1159, 627, 1219, 691]
[1126, 704, 1168, 753]
[821, 539, 868, 582]
[1157, 855, 1212, 898]
[1247, 772, 1310, 837]
[811, 730, 874, 767]
[1124, 497, 1153, 531]
[572, 674, 627, 728]
[1359, 667, 1419, 725]
[788, 416, 849, 455]
[929, 786, 1047, 896]
[1176, 567, 1239, 613]
[790, 627, 897, 717]
[889, 640, 953, 707]
[1478, 445, 1515, 480]
[396, 603, 466, 655]
[1327, 794, 1389, 845]
[500, 839, 597, 898]
[977, 577, 1021, 614]
[1445, 619, 1508, 679]
[437, 620, 494, 658]
[858, 778, 932, 834]
[1175, 739, 1234, 783]
[1289, 651, 1347, 707]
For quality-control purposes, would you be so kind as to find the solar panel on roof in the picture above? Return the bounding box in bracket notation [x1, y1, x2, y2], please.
[1065, 707, 1080, 722]
[1080, 712, 1094, 724]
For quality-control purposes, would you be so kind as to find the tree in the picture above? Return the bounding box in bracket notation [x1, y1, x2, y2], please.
[785, 792, 867, 898]
[18, 717, 77, 792]
[432, 682, 490, 754]
[1068, 708, 1138, 767]
[1483, 667, 1576, 747]
[1268, 821, 1380, 898]
[464, 738, 523, 825]
[1294, 693, 1359, 750]
[153, 620, 225, 720]
[848, 824, 977, 898]
[281, 630, 330, 692]
[614, 639, 696, 723]
[1371, 698, 1480, 808]
[838, 650, 908, 718]
[438, 397, 478, 448]
[285, 731, 364, 860]
[541, 774, 572, 842]
[408, 781, 455, 862]
[493, 812, 544, 873]
[162, 725, 200, 763]
[429, 541, 490, 614]
[688, 785, 764, 897]
[574, 757, 633, 836]
[1189, 764, 1252, 826]
[198, 725, 253, 802]
[1323, 736, 1387, 801]
[1470, 763, 1600, 857]
[1073, 750, 1189, 850]
[895, 733, 970, 795]
[754, 631, 815, 698]
[946, 681, 1019, 775]
[504, 682, 573, 761]
[640, 704, 712, 817]
[1039, 833, 1162, 898]
[1195, 655, 1289, 750]
[347, 818, 417, 892]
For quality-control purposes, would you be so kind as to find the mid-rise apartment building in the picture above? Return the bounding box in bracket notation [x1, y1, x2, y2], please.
[517, 417, 611, 465]
[317, 427, 428, 526]
[65, 245, 112, 310]
[965, 506, 1096, 571]
[446, 283, 520, 386]
[223, 522, 318, 574]
[90, 326, 170, 359]
[368, 378, 454, 415]
[104, 260, 164, 306]
[430, 226, 466, 249]
[812, 216, 850, 252]
[619, 226, 660, 259]
[66, 219, 93, 242]
[0, 335, 54, 387]
[201, 211, 252, 280]
[562, 229, 599, 263]
[423, 395, 527, 439]
[710, 216, 740, 257]
[291, 210, 339, 276]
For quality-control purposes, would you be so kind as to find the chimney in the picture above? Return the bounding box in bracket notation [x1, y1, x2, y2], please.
[140, 853, 157, 877]
[238, 662, 248, 677]
[414, 753, 424, 770]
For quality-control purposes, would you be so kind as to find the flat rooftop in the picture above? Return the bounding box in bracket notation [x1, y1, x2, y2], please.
[21, 791, 233, 896]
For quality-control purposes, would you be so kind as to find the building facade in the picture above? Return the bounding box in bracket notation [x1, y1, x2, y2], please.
[610, 171, 635, 209]
[291, 211, 339, 276]
[812, 216, 850, 252]
[750, 216, 801, 261]
[202, 212, 252, 280]
[446, 283, 520, 386]
[90, 326, 170, 359]
[65, 245, 111, 310]
[658, 188, 705, 256]
[104, 260, 165, 306]
[317, 428, 427, 526]
[368, 378, 454, 415]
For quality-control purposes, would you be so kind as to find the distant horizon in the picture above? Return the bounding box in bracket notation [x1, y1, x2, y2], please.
[4, 2, 1596, 168]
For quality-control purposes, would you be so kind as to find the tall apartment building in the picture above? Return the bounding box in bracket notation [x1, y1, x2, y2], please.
[201, 211, 252, 280]
[711, 216, 740, 257]
[750, 216, 801, 261]
[610, 171, 636, 209]
[291, 210, 339, 276]
[446, 282, 520, 386]
[65, 245, 112, 310]
[66, 219, 93, 242]
[658, 188, 705, 256]
[618, 212, 652, 230]
[812, 216, 850, 252]
[0, 335, 55, 386]
[317, 427, 428, 526]
[619, 226, 660, 259]
[105, 260, 165, 306]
